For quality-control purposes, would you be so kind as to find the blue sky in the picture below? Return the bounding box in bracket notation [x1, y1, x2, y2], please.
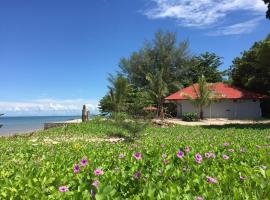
[0, 0, 270, 116]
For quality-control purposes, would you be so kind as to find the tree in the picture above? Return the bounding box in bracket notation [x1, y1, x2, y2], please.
[229, 33, 270, 117]
[263, 0, 270, 19]
[187, 52, 223, 83]
[146, 68, 169, 119]
[183, 76, 219, 119]
[120, 31, 192, 93]
[99, 75, 131, 114]
[229, 34, 270, 95]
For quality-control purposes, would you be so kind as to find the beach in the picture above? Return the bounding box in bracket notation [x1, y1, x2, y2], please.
[0, 116, 80, 136]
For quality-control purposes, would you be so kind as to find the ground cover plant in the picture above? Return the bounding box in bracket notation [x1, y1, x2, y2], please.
[0, 120, 270, 199]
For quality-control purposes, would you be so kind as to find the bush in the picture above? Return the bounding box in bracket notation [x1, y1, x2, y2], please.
[182, 112, 199, 122]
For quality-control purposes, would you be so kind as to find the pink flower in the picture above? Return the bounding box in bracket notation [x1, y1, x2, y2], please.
[73, 164, 80, 173]
[210, 153, 216, 158]
[134, 152, 142, 160]
[197, 197, 204, 200]
[195, 153, 203, 163]
[163, 159, 169, 165]
[240, 176, 245, 181]
[223, 155, 229, 160]
[119, 153, 125, 159]
[94, 169, 104, 176]
[185, 146, 190, 152]
[205, 152, 211, 158]
[177, 151, 184, 158]
[134, 171, 141, 178]
[80, 158, 88, 166]
[224, 142, 229, 147]
[59, 186, 69, 192]
[228, 148, 235, 152]
[92, 180, 100, 188]
[206, 176, 218, 184]
[160, 144, 165, 148]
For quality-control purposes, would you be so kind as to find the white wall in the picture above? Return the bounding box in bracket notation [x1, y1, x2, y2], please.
[176, 99, 262, 119]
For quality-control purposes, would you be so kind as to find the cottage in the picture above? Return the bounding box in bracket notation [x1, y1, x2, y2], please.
[165, 83, 269, 119]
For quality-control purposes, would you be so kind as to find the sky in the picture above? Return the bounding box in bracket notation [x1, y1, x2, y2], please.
[0, 0, 270, 116]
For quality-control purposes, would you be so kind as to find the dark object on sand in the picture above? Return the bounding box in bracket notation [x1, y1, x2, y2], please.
[82, 105, 89, 122]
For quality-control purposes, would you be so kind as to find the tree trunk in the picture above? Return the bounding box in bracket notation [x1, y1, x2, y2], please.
[160, 105, 164, 120]
[199, 107, 204, 120]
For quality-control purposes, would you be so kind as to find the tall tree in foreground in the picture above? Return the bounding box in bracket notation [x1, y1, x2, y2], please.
[183, 76, 219, 119]
[263, 0, 270, 19]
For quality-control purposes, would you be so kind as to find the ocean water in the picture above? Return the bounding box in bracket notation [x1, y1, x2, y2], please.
[0, 116, 80, 136]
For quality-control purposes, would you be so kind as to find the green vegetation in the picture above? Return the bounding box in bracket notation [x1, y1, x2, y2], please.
[1, 120, 270, 199]
[182, 112, 199, 122]
[183, 76, 220, 119]
[100, 31, 224, 118]
[229, 33, 270, 117]
[229, 34, 270, 96]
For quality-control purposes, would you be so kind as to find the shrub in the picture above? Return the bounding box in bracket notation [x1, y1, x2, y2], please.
[182, 112, 199, 121]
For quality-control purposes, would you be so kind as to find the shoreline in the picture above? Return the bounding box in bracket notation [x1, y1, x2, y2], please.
[0, 116, 81, 137]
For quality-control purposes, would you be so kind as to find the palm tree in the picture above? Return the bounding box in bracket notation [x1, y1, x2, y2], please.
[107, 75, 131, 112]
[183, 76, 220, 119]
[146, 69, 169, 119]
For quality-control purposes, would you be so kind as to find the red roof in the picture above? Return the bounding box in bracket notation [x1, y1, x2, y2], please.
[165, 82, 269, 100]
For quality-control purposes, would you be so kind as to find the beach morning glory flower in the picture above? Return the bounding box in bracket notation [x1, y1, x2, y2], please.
[223, 155, 229, 160]
[92, 180, 100, 188]
[94, 169, 104, 176]
[134, 152, 142, 160]
[119, 153, 125, 159]
[205, 152, 211, 158]
[240, 176, 245, 181]
[160, 144, 165, 148]
[59, 186, 69, 192]
[163, 159, 169, 165]
[134, 171, 141, 179]
[177, 151, 184, 158]
[195, 153, 203, 163]
[206, 176, 218, 184]
[73, 164, 80, 173]
[80, 158, 88, 166]
[197, 197, 204, 200]
[185, 146, 190, 152]
[228, 148, 235, 152]
[224, 142, 229, 147]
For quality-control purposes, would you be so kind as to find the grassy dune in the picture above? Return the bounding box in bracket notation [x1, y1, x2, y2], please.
[1, 120, 270, 199]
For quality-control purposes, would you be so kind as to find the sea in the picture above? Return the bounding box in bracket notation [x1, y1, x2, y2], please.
[0, 116, 80, 136]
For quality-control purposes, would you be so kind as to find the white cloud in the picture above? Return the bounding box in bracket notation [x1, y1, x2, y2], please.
[144, 0, 266, 34]
[207, 17, 263, 36]
[0, 98, 99, 116]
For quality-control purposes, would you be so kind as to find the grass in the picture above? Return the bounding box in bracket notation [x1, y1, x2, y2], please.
[0, 120, 270, 199]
